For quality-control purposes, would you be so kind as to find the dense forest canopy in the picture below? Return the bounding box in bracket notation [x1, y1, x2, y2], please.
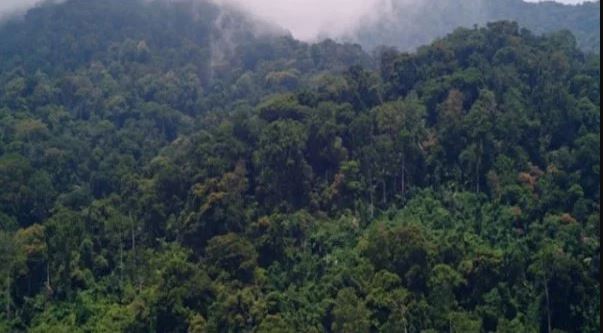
[351, 0, 600, 53]
[0, 0, 600, 332]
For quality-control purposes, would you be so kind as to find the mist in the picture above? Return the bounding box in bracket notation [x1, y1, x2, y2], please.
[216, 0, 594, 41]
[0, 0, 40, 18]
[216, 0, 392, 41]
[0, 0, 596, 41]
[0, 0, 65, 20]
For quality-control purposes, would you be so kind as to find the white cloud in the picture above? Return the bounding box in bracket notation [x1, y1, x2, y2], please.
[217, 0, 595, 41]
[0, 0, 64, 20]
[525, 0, 590, 3]
[0, 0, 40, 16]
[0, 0, 596, 40]
[217, 0, 396, 41]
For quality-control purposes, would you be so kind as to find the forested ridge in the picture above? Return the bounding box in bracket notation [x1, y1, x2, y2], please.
[352, 0, 600, 53]
[0, 0, 600, 332]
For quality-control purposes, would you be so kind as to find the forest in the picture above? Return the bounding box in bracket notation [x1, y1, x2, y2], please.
[352, 0, 601, 53]
[0, 0, 600, 332]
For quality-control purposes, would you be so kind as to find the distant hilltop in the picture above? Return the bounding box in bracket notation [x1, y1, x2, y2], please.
[349, 0, 600, 53]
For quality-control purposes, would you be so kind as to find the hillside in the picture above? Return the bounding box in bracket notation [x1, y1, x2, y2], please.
[352, 0, 600, 53]
[0, 0, 600, 332]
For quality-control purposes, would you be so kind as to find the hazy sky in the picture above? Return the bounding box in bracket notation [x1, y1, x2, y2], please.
[0, 0, 37, 15]
[220, 0, 595, 40]
[218, 0, 390, 40]
[0, 0, 596, 40]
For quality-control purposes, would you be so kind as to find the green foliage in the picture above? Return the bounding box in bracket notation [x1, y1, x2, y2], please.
[331, 288, 371, 333]
[205, 233, 258, 283]
[0, 0, 599, 332]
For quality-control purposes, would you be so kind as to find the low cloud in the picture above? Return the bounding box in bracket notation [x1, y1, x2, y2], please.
[0, 0, 64, 20]
[0, 0, 40, 18]
[0, 0, 595, 40]
[216, 0, 392, 41]
[215, 0, 593, 41]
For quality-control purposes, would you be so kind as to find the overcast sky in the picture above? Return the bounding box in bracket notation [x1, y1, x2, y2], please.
[220, 0, 596, 40]
[0, 0, 597, 40]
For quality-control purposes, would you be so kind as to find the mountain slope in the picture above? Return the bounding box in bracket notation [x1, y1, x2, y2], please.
[352, 0, 600, 53]
[0, 0, 599, 332]
[0, 0, 372, 76]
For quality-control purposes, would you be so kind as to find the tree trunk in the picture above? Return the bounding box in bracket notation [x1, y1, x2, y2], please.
[476, 139, 483, 194]
[5, 274, 10, 320]
[393, 174, 398, 200]
[544, 275, 552, 333]
[130, 214, 140, 290]
[476, 159, 480, 193]
[130, 215, 136, 253]
[401, 152, 406, 201]
[368, 169, 374, 219]
[119, 228, 124, 287]
[382, 178, 387, 205]
[46, 258, 51, 292]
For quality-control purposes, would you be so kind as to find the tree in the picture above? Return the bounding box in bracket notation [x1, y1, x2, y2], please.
[448, 311, 482, 333]
[331, 288, 371, 333]
[461, 89, 497, 193]
[205, 233, 258, 283]
[428, 264, 464, 327]
[372, 96, 427, 202]
[254, 120, 312, 210]
[0, 231, 25, 321]
[257, 314, 294, 333]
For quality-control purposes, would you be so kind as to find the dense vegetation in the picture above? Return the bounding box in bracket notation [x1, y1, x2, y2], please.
[0, 0, 600, 332]
[352, 0, 600, 53]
